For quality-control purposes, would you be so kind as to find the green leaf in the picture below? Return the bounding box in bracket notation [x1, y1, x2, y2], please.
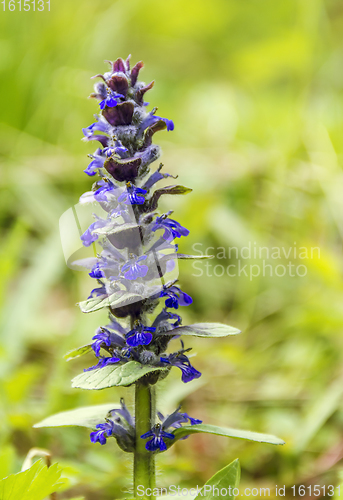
[77, 293, 117, 313]
[111, 292, 144, 309]
[0, 459, 64, 500]
[33, 403, 119, 430]
[64, 344, 93, 361]
[195, 459, 240, 500]
[155, 461, 240, 500]
[71, 361, 169, 390]
[78, 291, 142, 313]
[165, 323, 241, 338]
[171, 424, 285, 446]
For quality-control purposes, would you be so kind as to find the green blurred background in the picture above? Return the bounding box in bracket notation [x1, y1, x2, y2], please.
[1, 0, 343, 498]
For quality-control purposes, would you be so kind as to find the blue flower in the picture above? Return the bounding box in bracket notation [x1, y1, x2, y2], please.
[125, 324, 156, 347]
[160, 286, 193, 310]
[158, 407, 202, 429]
[91, 329, 112, 356]
[91, 325, 126, 356]
[161, 353, 201, 383]
[82, 121, 111, 148]
[114, 146, 128, 155]
[121, 255, 148, 280]
[85, 355, 121, 372]
[89, 262, 104, 279]
[81, 223, 99, 246]
[143, 169, 176, 190]
[118, 183, 147, 205]
[80, 218, 107, 247]
[152, 215, 189, 241]
[104, 143, 128, 158]
[84, 158, 104, 176]
[138, 112, 174, 135]
[164, 309, 182, 327]
[140, 407, 201, 453]
[182, 413, 202, 426]
[99, 91, 124, 110]
[162, 118, 174, 131]
[90, 399, 135, 451]
[152, 308, 182, 330]
[84, 149, 106, 176]
[90, 420, 115, 445]
[93, 179, 116, 202]
[82, 120, 110, 138]
[107, 398, 135, 429]
[141, 425, 174, 452]
[176, 361, 201, 383]
[106, 317, 128, 337]
[87, 285, 107, 299]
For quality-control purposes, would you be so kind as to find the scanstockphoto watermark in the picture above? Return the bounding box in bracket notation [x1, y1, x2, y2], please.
[191, 242, 321, 281]
[135, 485, 270, 497]
[136, 484, 341, 497]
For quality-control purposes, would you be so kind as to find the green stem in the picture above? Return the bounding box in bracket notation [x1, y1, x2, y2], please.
[134, 382, 156, 498]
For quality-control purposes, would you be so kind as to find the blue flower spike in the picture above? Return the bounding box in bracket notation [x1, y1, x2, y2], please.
[62, 56, 251, 473]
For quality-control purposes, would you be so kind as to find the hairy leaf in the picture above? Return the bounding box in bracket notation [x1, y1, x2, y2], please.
[161, 323, 241, 338]
[72, 361, 169, 389]
[78, 291, 142, 313]
[34, 403, 119, 429]
[78, 293, 117, 313]
[171, 424, 285, 446]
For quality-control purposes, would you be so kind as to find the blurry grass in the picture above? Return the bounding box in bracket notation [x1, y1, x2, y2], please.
[1, 0, 343, 498]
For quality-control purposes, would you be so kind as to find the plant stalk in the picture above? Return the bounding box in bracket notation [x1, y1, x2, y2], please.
[134, 382, 156, 498]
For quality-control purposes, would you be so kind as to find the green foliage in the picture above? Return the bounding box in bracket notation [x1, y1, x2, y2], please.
[64, 345, 93, 361]
[156, 460, 240, 500]
[34, 403, 120, 429]
[171, 323, 241, 337]
[72, 362, 169, 389]
[171, 424, 285, 446]
[0, 460, 64, 500]
[78, 291, 142, 313]
[195, 459, 240, 500]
